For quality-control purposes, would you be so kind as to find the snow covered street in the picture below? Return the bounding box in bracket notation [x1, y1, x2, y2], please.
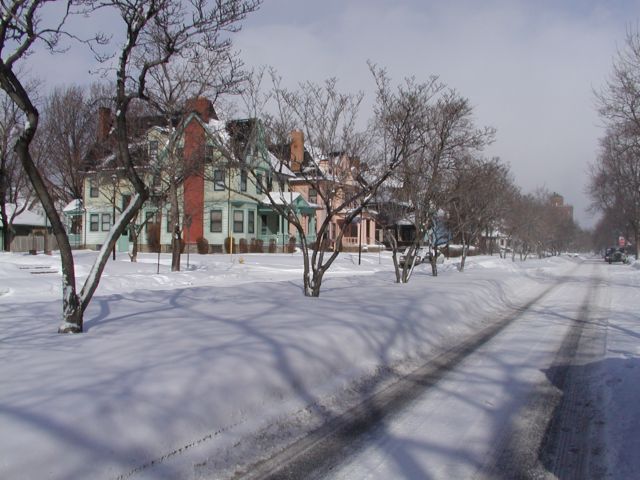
[1, 252, 638, 479]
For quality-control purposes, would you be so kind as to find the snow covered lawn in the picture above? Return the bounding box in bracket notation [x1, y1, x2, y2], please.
[0, 251, 613, 479]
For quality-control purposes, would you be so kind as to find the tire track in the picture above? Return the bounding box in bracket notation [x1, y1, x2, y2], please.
[479, 262, 607, 480]
[230, 266, 583, 480]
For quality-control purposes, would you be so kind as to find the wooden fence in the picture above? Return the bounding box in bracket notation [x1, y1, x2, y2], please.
[9, 234, 59, 253]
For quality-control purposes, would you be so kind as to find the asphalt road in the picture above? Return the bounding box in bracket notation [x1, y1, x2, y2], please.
[235, 259, 610, 480]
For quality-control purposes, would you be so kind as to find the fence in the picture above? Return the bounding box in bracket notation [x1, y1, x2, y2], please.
[8, 234, 59, 253]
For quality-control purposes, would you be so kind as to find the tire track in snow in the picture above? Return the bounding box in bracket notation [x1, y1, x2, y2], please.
[480, 262, 607, 479]
[229, 265, 583, 480]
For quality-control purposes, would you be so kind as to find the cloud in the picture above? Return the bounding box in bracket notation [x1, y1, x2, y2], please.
[235, 0, 629, 227]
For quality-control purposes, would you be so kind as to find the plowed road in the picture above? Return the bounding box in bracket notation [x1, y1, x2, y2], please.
[239, 259, 635, 479]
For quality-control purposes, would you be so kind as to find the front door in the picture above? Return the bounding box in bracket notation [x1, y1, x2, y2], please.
[117, 227, 130, 252]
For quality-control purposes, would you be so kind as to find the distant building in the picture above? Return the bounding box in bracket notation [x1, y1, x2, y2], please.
[549, 193, 573, 221]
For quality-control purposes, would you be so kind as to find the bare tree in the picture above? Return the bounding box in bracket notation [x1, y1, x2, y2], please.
[0, 0, 261, 333]
[588, 127, 640, 256]
[39, 83, 112, 204]
[393, 85, 495, 278]
[446, 157, 513, 271]
[592, 25, 640, 257]
[143, 47, 248, 271]
[368, 67, 445, 283]
[213, 68, 408, 296]
[0, 89, 33, 250]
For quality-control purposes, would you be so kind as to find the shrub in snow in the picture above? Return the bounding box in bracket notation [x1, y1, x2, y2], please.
[239, 238, 248, 254]
[196, 237, 209, 254]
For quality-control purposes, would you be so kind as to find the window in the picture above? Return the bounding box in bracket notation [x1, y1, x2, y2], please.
[90, 214, 99, 232]
[267, 175, 273, 191]
[210, 210, 222, 233]
[256, 173, 263, 194]
[166, 211, 173, 233]
[248, 211, 255, 234]
[240, 170, 247, 192]
[233, 210, 244, 233]
[205, 145, 214, 163]
[145, 211, 156, 232]
[149, 140, 158, 159]
[101, 213, 111, 231]
[214, 169, 225, 191]
[89, 179, 98, 198]
[308, 188, 318, 204]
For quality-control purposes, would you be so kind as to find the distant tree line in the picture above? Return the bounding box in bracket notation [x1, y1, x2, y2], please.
[591, 26, 640, 257]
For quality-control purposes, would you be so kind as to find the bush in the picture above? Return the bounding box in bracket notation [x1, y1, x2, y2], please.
[268, 238, 277, 253]
[224, 236, 236, 254]
[196, 236, 209, 254]
[239, 238, 248, 253]
[287, 236, 296, 253]
[255, 238, 264, 253]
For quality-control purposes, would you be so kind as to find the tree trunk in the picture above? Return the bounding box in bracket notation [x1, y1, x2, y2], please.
[129, 223, 139, 262]
[169, 182, 181, 272]
[1, 218, 13, 251]
[460, 245, 467, 272]
[430, 256, 438, 276]
[385, 230, 402, 283]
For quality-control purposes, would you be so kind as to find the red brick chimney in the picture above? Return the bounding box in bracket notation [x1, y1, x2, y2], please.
[97, 107, 112, 142]
[290, 129, 304, 172]
[185, 97, 217, 123]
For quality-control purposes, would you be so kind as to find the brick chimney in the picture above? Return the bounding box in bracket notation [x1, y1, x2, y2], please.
[97, 107, 112, 142]
[185, 97, 217, 123]
[290, 129, 304, 172]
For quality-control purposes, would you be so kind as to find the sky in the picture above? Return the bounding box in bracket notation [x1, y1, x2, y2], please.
[28, 0, 640, 228]
[230, 0, 640, 228]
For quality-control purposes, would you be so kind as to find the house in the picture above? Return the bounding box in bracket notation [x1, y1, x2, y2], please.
[0, 203, 53, 252]
[282, 130, 378, 251]
[81, 97, 311, 254]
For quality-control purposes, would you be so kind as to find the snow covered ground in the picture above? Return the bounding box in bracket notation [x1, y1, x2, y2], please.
[0, 251, 637, 479]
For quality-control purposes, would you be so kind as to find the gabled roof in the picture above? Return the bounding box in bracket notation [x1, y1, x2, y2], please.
[0, 204, 47, 227]
[260, 192, 316, 213]
[261, 192, 303, 206]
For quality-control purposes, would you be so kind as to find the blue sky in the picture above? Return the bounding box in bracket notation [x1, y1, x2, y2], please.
[29, 0, 640, 227]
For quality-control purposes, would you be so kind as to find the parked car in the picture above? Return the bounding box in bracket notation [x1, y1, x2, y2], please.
[607, 247, 627, 264]
[604, 247, 616, 262]
[399, 246, 428, 268]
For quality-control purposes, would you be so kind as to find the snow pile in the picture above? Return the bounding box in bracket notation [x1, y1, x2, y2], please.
[0, 252, 584, 479]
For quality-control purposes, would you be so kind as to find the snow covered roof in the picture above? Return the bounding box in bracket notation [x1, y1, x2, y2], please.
[261, 192, 302, 206]
[267, 151, 295, 177]
[204, 118, 231, 144]
[63, 199, 83, 213]
[0, 204, 48, 227]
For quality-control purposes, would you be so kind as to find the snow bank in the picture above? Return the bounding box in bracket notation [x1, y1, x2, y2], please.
[0, 252, 577, 479]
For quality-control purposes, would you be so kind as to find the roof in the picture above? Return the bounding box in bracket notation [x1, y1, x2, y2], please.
[0, 204, 48, 227]
[267, 151, 295, 177]
[63, 199, 83, 213]
[261, 192, 302, 206]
